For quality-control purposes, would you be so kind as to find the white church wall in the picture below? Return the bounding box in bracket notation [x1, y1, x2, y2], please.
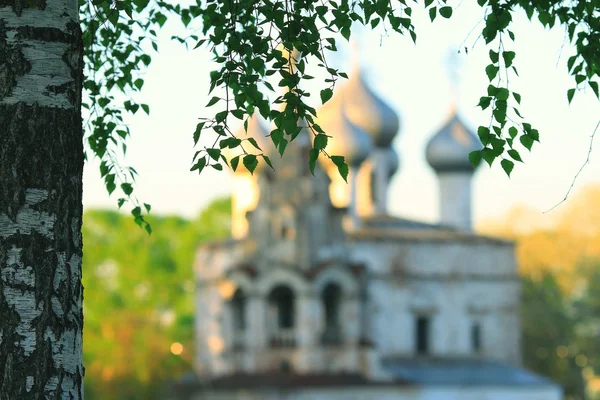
[350, 238, 515, 278]
[367, 277, 521, 363]
[350, 239, 520, 364]
[194, 284, 228, 376]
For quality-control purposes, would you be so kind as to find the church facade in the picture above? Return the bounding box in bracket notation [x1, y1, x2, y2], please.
[173, 60, 562, 400]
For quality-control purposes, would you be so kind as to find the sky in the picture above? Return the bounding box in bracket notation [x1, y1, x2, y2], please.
[82, 1, 600, 228]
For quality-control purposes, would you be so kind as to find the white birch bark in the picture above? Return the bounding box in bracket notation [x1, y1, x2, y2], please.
[0, 0, 84, 398]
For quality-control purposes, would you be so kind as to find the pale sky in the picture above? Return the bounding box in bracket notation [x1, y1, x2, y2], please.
[82, 2, 600, 227]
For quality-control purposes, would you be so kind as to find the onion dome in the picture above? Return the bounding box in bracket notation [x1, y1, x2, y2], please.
[316, 92, 373, 167]
[225, 113, 271, 174]
[385, 146, 400, 179]
[426, 113, 481, 173]
[342, 65, 400, 148]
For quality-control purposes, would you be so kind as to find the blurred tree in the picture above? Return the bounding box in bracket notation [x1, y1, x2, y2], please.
[484, 185, 600, 399]
[522, 273, 586, 399]
[81, 198, 231, 399]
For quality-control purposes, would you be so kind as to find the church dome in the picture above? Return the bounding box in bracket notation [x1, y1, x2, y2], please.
[342, 66, 400, 148]
[426, 113, 481, 173]
[316, 93, 373, 167]
[226, 114, 271, 174]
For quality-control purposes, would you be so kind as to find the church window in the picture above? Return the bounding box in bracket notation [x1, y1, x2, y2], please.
[370, 169, 377, 205]
[231, 289, 246, 331]
[321, 283, 343, 345]
[471, 322, 482, 352]
[275, 207, 296, 240]
[268, 285, 296, 347]
[416, 316, 430, 355]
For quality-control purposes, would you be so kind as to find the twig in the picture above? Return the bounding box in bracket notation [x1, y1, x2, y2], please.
[544, 118, 600, 213]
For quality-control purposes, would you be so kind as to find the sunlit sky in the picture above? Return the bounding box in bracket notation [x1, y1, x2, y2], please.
[82, 1, 600, 227]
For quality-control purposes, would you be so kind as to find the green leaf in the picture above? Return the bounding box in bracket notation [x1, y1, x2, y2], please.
[520, 134, 534, 151]
[108, 9, 119, 27]
[337, 162, 349, 182]
[132, 206, 142, 218]
[512, 92, 521, 104]
[215, 111, 227, 123]
[231, 109, 244, 120]
[502, 51, 516, 67]
[501, 159, 514, 177]
[477, 126, 491, 144]
[468, 150, 482, 168]
[278, 138, 288, 156]
[485, 64, 499, 81]
[314, 134, 328, 151]
[121, 183, 133, 196]
[243, 154, 258, 174]
[144, 203, 151, 213]
[529, 129, 540, 142]
[247, 137, 262, 150]
[106, 173, 116, 195]
[99, 161, 110, 177]
[230, 156, 240, 172]
[590, 81, 599, 99]
[496, 88, 509, 101]
[320, 88, 333, 104]
[481, 148, 495, 166]
[489, 50, 499, 63]
[117, 198, 126, 209]
[477, 96, 492, 110]
[194, 122, 205, 145]
[141, 104, 150, 115]
[211, 163, 223, 171]
[207, 148, 221, 161]
[144, 223, 152, 235]
[508, 149, 522, 162]
[331, 155, 345, 167]
[429, 7, 436, 21]
[190, 157, 206, 173]
[439, 6, 452, 18]
[309, 148, 319, 175]
[508, 126, 518, 139]
[206, 97, 220, 107]
[261, 155, 274, 170]
[567, 88, 576, 104]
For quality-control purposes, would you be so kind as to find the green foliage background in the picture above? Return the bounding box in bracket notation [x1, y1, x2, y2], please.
[81, 198, 231, 399]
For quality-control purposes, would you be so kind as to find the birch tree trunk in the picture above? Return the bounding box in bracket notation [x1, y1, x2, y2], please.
[0, 0, 84, 398]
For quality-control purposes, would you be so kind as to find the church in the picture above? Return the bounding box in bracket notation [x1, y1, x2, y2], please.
[172, 54, 562, 399]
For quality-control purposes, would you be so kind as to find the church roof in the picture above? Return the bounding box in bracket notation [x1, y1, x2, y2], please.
[342, 65, 401, 148]
[316, 91, 373, 167]
[349, 221, 512, 245]
[382, 359, 558, 387]
[426, 113, 481, 173]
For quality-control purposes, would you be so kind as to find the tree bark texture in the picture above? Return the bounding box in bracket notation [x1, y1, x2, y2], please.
[0, 0, 84, 398]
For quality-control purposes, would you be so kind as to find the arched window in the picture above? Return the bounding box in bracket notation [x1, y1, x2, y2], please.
[230, 289, 246, 350]
[321, 283, 343, 345]
[231, 289, 246, 331]
[268, 285, 296, 347]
